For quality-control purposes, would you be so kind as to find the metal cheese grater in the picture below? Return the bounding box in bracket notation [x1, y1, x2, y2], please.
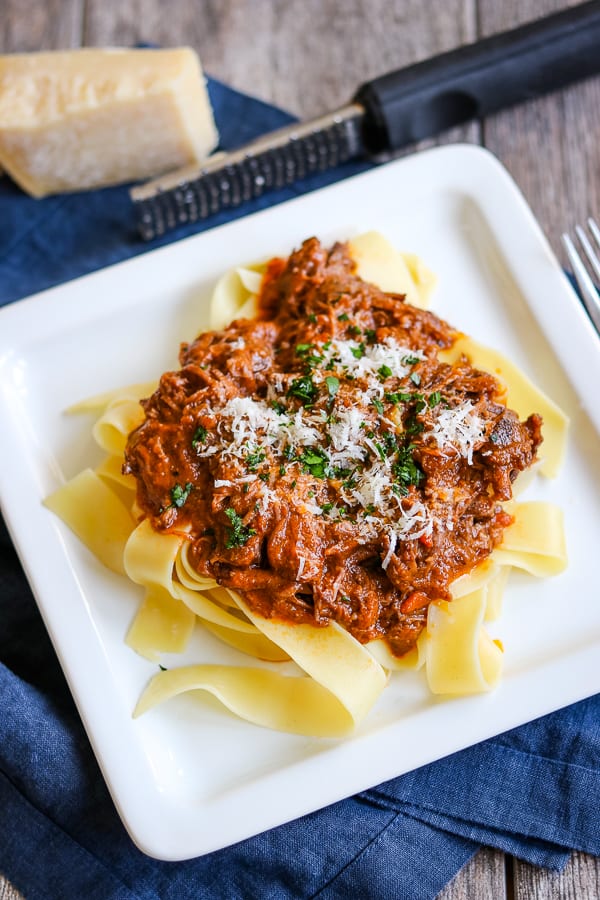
[131, 0, 600, 241]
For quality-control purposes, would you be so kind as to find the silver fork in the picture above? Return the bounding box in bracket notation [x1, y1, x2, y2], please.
[561, 218, 600, 335]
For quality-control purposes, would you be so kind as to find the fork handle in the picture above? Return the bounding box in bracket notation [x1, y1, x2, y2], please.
[356, 0, 600, 152]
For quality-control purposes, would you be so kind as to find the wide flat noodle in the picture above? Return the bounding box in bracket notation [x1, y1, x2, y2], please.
[94, 454, 137, 514]
[66, 381, 157, 414]
[439, 336, 568, 478]
[43, 468, 134, 575]
[201, 621, 291, 662]
[173, 583, 259, 634]
[126, 584, 196, 661]
[95, 453, 136, 491]
[209, 263, 266, 330]
[224, 589, 388, 729]
[175, 540, 219, 591]
[425, 588, 503, 694]
[123, 519, 288, 660]
[484, 565, 511, 623]
[365, 638, 422, 671]
[493, 501, 567, 576]
[92, 398, 146, 456]
[124, 517, 185, 589]
[449, 558, 499, 600]
[134, 664, 375, 738]
[348, 231, 437, 308]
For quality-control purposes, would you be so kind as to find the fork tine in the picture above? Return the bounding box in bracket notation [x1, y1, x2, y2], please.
[575, 223, 600, 283]
[588, 217, 600, 251]
[561, 230, 600, 334]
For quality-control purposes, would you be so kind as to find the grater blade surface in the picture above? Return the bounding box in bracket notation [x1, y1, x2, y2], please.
[131, 104, 365, 240]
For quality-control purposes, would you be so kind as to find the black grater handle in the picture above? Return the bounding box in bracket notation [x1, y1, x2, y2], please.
[355, 0, 600, 153]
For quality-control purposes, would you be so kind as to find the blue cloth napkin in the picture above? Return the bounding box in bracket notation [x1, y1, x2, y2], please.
[1, 78, 598, 900]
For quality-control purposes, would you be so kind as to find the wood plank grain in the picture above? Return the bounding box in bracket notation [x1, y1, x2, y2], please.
[478, 0, 600, 251]
[514, 852, 600, 900]
[0, 0, 83, 51]
[83, 0, 478, 122]
[436, 848, 506, 899]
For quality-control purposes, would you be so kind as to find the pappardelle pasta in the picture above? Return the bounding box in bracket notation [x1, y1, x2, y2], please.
[45, 232, 568, 737]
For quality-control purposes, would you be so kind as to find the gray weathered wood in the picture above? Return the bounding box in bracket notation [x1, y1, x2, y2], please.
[0, 0, 82, 51]
[83, 0, 476, 118]
[478, 0, 600, 251]
[514, 851, 600, 900]
[436, 847, 506, 899]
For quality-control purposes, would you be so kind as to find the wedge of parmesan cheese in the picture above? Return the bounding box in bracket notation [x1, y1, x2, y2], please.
[0, 47, 218, 197]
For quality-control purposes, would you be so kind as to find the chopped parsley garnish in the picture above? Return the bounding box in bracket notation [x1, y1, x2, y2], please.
[271, 400, 287, 414]
[351, 343, 366, 359]
[428, 391, 442, 408]
[410, 372, 421, 386]
[382, 431, 399, 454]
[224, 507, 256, 549]
[299, 446, 331, 479]
[348, 324, 362, 336]
[308, 313, 317, 323]
[372, 398, 384, 415]
[402, 354, 421, 366]
[364, 328, 376, 342]
[405, 411, 425, 435]
[245, 445, 266, 471]
[393, 445, 424, 492]
[295, 342, 323, 370]
[191, 426, 207, 448]
[337, 313, 349, 322]
[287, 374, 317, 404]
[386, 390, 414, 405]
[373, 441, 387, 461]
[325, 375, 340, 399]
[378, 364, 393, 379]
[170, 482, 193, 508]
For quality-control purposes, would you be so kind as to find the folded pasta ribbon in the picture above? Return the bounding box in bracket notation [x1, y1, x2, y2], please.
[133, 662, 381, 738]
[135, 589, 387, 737]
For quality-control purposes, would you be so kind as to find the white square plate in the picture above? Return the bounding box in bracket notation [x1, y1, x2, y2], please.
[1, 145, 599, 861]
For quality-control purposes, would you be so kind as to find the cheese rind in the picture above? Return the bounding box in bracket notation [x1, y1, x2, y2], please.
[0, 48, 218, 197]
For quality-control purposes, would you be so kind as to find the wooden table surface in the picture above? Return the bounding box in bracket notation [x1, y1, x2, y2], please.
[1, 1, 599, 898]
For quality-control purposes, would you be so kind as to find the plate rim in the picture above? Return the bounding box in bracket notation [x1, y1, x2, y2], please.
[1, 142, 599, 860]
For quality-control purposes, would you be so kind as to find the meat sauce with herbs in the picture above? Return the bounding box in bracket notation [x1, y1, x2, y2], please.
[123, 239, 542, 657]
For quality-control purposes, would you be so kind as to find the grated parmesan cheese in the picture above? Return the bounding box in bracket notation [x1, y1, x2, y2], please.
[381, 530, 397, 571]
[427, 400, 486, 464]
[318, 337, 425, 381]
[190, 335, 440, 565]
